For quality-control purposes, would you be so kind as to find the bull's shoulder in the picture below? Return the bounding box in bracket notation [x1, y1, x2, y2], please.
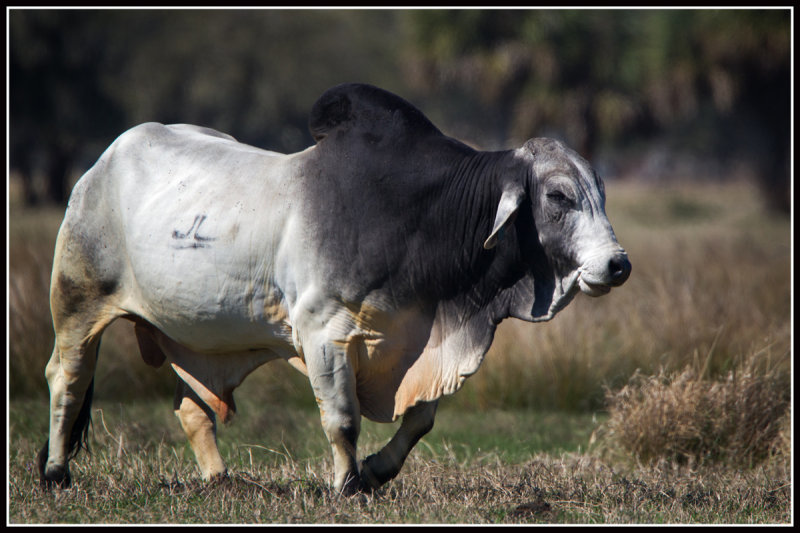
[307, 83, 443, 147]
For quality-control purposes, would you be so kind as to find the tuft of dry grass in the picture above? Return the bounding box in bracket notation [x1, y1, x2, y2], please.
[8, 207, 65, 397]
[596, 348, 790, 468]
[8, 234, 57, 397]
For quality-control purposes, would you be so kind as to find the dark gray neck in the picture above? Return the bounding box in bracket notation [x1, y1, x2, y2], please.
[419, 148, 539, 324]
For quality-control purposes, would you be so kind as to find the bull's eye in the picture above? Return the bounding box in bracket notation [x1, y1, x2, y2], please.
[547, 190, 575, 208]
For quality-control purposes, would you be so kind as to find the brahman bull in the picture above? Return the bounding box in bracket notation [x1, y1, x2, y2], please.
[38, 83, 630, 495]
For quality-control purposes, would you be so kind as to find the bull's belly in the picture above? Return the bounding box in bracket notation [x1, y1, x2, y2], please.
[123, 276, 295, 356]
[147, 312, 294, 355]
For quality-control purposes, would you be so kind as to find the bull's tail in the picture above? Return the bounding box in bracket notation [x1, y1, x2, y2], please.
[68, 376, 96, 459]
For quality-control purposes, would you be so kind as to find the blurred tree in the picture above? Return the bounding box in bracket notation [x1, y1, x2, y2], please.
[403, 9, 790, 211]
[100, 10, 403, 151]
[689, 10, 791, 212]
[9, 9, 404, 205]
[9, 9, 790, 211]
[402, 10, 648, 153]
[10, 10, 125, 204]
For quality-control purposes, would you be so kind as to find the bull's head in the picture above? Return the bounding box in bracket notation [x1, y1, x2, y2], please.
[484, 137, 631, 320]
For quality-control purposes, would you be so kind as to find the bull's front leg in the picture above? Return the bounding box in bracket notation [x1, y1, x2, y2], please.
[305, 340, 362, 496]
[359, 400, 438, 490]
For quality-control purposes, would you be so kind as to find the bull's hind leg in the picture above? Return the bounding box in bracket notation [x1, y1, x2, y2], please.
[37, 342, 95, 488]
[359, 400, 438, 490]
[134, 322, 226, 479]
[37, 217, 127, 488]
[143, 327, 274, 482]
[37, 296, 119, 488]
[173, 380, 227, 481]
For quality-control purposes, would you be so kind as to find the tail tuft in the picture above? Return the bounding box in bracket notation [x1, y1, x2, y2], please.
[67, 378, 95, 460]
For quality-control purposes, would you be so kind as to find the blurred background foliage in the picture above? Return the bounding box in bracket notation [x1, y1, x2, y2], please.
[7, 9, 792, 434]
[9, 8, 791, 212]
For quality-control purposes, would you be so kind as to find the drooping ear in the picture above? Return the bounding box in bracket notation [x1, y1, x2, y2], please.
[483, 184, 525, 249]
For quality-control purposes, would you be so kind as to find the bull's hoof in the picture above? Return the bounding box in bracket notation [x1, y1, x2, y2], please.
[36, 443, 71, 490]
[335, 472, 364, 497]
[358, 468, 381, 492]
[207, 472, 231, 487]
[40, 465, 71, 490]
[358, 454, 394, 492]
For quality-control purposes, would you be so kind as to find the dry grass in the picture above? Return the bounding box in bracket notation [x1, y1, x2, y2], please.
[8, 451, 792, 524]
[7, 399, 792, 524]
[597, 348, 790, 468]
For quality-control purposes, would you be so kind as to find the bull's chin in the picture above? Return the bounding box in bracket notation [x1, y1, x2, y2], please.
[578, 277, 612, 297]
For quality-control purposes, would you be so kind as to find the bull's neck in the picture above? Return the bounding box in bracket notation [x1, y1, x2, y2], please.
[440, 150, 504, 253]
[428, 148, 530, 322]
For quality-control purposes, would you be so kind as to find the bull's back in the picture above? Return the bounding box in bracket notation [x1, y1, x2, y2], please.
[63, 123, 302, 352]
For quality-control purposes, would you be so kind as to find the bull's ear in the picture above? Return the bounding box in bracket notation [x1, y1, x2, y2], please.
[483, 185, 525, 249]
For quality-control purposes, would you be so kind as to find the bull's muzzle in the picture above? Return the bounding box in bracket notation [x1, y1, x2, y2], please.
[577, 250, 631, 297]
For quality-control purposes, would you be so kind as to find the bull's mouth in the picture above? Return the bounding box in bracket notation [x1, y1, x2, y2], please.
[578, 276, 612, 297]
[577, 269, 615, 297]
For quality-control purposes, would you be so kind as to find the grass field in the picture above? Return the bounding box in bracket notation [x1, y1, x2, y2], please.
[7, 397, 791, 524]
[7, 179, 792, 524]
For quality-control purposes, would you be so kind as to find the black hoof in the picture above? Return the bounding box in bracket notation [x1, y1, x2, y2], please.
[336, 472, 364, 497]
[207, 472, 231, 486]
[358, 470, 381, 493]
[358, 454, 394, 492]
[39, 465, 71, 490]
[36, 443, 71, 489]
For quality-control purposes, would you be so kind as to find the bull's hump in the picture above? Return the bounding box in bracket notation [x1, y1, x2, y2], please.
[307, 83, 443, 144]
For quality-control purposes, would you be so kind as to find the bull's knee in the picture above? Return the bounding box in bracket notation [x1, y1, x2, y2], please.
[175, 394, 226, 480]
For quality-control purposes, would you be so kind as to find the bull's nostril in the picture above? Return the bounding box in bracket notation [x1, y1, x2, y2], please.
[608, 255, 631, 284]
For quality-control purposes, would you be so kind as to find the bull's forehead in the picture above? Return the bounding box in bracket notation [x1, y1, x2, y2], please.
[520, 139, 606, 209]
